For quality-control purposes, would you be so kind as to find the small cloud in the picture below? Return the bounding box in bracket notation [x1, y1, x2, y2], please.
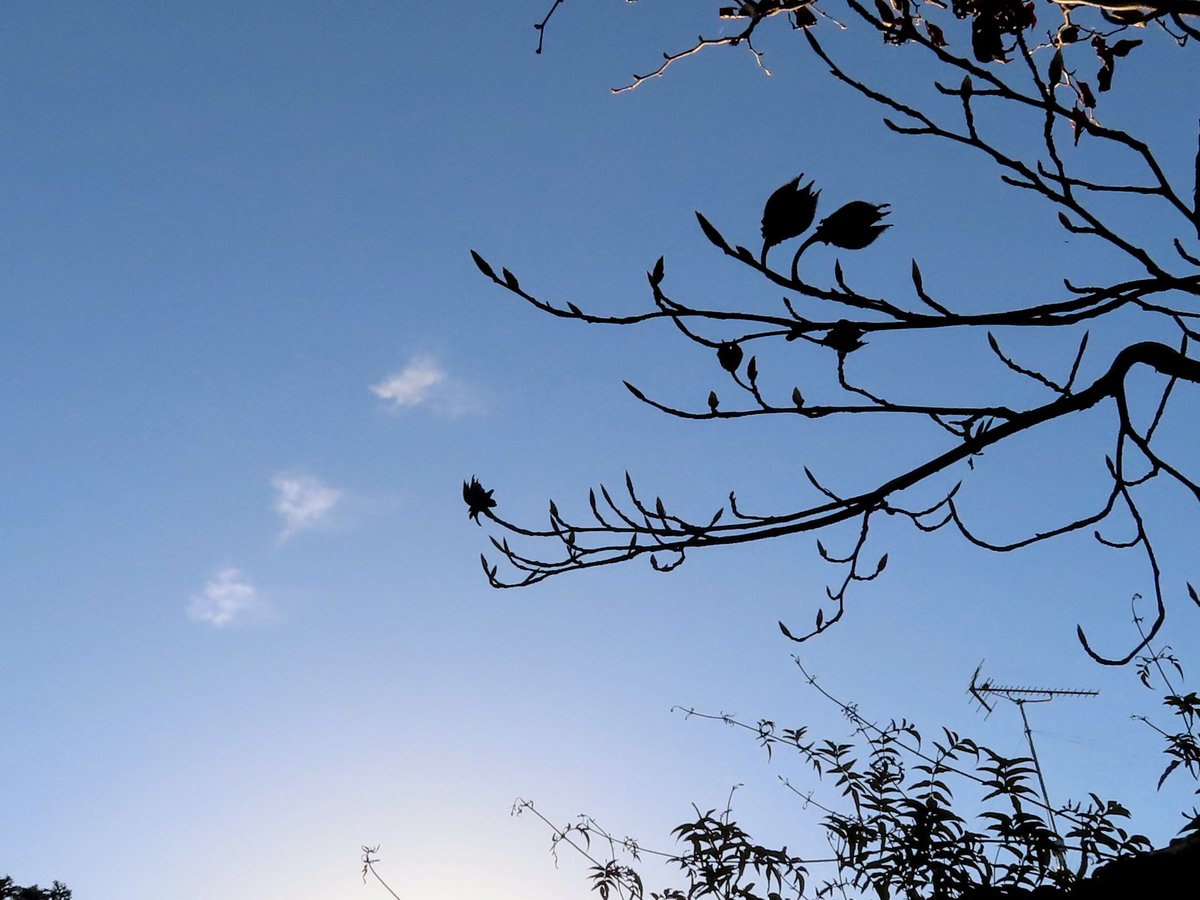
[370, 356, 446, 408]
[272, 473, 342, 542]
[370, 355, 484, 418]
[187, 568, 266, 627]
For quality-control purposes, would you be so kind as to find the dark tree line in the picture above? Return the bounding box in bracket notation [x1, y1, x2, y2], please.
[0, 876, 71, 900]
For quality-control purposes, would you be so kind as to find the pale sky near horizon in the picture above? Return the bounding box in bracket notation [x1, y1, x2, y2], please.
[3, 3, 1198, 899]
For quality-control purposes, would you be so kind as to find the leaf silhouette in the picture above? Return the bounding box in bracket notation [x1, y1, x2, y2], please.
[696, 211, 729, 250]
[470, 250, 496, 281]
[650, 256, 665, 286]
[1111, 39, 1141, 58]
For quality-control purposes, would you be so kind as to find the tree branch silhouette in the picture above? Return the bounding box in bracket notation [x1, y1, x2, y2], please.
[471, 1, 1200, 663]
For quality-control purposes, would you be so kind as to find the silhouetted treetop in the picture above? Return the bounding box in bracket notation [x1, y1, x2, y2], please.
[0, 876, 71, 900]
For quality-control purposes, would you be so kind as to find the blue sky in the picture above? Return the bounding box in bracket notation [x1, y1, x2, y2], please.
[2, 3, 1198, 898]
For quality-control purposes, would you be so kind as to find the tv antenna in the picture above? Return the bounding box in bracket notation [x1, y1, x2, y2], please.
[967, 662, 1098, 852]
[968, 662, 1099, 715]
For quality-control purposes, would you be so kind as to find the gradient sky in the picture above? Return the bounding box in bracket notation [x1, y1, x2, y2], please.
[3, 3, 1198, 899]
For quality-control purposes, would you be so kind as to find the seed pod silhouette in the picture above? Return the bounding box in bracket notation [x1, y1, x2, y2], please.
[821, 322, 867, 353]
[760, 175, 820, 264]
[462, 476, 497, 523]
[812, 201, 891, 250]
[717, 342, 744, 373]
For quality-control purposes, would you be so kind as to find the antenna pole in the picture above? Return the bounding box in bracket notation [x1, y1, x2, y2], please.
[1015, 699, 1059, 840]
[966, 664, 1098, 872]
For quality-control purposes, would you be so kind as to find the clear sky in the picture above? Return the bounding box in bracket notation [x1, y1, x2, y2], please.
[2, 3, 1197, 898]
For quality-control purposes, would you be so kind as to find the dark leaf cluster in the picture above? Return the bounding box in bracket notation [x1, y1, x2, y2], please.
[951, 0, 1037, 62]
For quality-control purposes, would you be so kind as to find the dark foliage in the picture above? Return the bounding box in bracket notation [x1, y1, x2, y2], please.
[0, 877, 71, 900]
[511, 628, 1199, 899]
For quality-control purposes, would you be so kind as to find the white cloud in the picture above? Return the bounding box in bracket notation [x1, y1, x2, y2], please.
[272, 473, 342, 542]
[370, 355, 484, 417]
[187, 568, 265, 627]
[370, 356, 446, 408]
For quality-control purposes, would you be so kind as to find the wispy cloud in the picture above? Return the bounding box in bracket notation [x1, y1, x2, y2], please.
[187, 568, 266, 627]
[272, 473, 342, 542]
[370, 356, 446, 408]
[370, 355, 484, 417]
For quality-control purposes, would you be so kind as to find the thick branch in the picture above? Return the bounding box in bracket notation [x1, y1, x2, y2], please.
[482, 342, 1200, 584]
